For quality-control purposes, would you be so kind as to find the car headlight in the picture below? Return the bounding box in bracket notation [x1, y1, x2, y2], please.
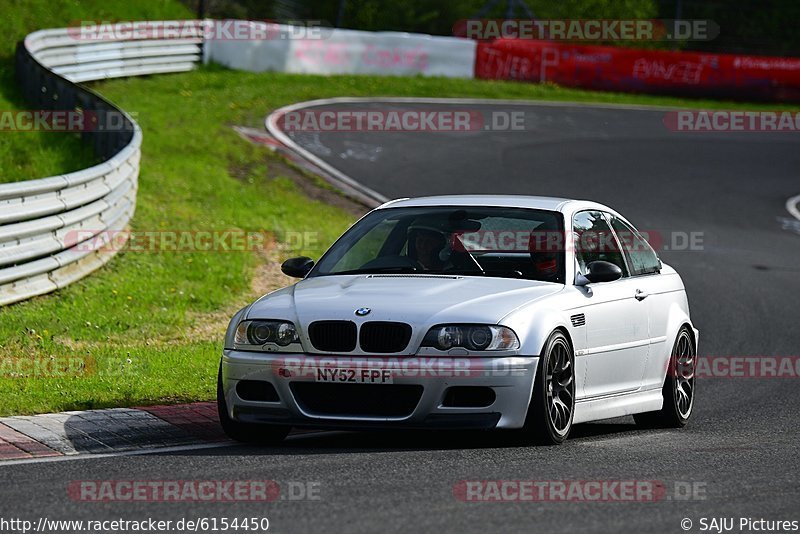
[421, 325, 519, 351]
[235, 320, 299, 347]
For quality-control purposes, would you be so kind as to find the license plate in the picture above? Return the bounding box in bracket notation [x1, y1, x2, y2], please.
[315, 367, 393, 384]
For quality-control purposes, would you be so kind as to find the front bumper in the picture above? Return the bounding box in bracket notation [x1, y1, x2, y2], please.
[220, 350, 539, 430]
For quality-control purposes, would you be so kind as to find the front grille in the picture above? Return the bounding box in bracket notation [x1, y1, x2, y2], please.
[290, 383, 423, 417]
[359, 321, 412, 353]
[308, 320, 357, 352]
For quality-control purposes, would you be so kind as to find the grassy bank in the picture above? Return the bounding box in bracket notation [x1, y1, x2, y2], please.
[0, 0, 193, 182]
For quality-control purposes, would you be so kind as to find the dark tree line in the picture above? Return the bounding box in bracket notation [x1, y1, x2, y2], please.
[184, 0, 799, 56]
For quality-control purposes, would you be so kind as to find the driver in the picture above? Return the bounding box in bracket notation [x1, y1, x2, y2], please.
[407, 222, 450, 270]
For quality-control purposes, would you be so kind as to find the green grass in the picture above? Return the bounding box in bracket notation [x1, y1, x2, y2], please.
[0, 66, 371, 416]
[0, 0, 193, 182]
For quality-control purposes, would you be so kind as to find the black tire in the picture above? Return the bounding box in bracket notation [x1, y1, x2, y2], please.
[521, 331, 575, 445]
[634, 327, 696, 428]
[217, 365, 290, 444]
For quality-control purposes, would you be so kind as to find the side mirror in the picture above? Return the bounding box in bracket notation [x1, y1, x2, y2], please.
[577, 260, 623, 285]
[281, 257, 314, 278]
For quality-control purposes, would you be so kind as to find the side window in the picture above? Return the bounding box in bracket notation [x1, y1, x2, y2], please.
[572, 211, 628, 276]
[609, 217, 661, 276]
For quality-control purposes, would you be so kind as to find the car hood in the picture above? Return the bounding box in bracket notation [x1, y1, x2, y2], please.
[247, 274, 563, 326]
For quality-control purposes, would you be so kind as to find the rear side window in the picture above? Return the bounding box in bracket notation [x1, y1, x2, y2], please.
[609, 217, 661, 276]
[572, 211, 628, 277]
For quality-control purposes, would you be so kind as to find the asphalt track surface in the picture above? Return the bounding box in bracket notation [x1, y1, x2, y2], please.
[2, 101, 799, 533]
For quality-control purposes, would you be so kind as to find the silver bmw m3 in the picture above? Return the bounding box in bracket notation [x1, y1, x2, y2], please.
[218, 195, 698, 445]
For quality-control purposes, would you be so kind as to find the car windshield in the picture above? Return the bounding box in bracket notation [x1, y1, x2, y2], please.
[310, 206, 566, 283]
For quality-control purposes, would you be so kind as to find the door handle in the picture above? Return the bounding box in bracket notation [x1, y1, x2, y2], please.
[635, 289, 649, 301]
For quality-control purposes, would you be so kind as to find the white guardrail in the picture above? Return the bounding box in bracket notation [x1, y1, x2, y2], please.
[0, 21, 203, 306]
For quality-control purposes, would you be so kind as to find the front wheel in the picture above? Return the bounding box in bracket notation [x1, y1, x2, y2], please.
[634, 327, 696, 428]
[521, 331, 575, 445]
[217, 365, 290, 444]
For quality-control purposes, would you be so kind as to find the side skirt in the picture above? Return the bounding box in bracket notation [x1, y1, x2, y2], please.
[572, 389, 663, 424]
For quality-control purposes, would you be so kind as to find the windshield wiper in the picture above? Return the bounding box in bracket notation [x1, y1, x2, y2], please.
[426, 269, 485, 276]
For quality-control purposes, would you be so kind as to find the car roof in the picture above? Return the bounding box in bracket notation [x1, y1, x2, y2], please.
[378, 195, 616, 216]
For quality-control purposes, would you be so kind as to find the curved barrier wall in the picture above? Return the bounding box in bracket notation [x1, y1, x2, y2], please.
[203, 20, 477, 78]
[204, 21, 800, 101]
[1, 21, 203, 306]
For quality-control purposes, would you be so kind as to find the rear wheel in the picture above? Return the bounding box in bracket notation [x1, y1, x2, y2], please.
[217, 365, 290, 443]
[634, 327, 696, 428]
[522, 331, 575, 445]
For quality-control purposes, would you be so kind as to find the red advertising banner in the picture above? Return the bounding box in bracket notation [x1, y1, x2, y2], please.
[475, 39, 800, 102]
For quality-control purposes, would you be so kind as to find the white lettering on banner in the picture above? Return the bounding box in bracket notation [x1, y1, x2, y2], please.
[632, 59, 704, 84]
